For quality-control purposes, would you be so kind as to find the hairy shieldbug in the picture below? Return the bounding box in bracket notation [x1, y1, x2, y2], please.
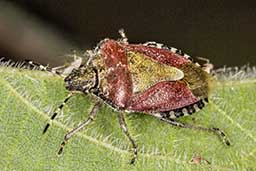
[42, 30, 230, 164]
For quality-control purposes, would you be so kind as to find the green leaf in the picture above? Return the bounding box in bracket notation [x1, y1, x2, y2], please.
[0, 66, 255, 171]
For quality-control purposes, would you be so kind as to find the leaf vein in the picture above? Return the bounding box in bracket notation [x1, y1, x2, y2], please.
[211, 103, 256, 143]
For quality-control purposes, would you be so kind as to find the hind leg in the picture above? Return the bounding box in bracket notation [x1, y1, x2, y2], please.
[157, 116, 230, 146]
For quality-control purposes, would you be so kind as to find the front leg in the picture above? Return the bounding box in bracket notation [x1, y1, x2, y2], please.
[118, 112, 138, 164]
[58, 101, 102, 154]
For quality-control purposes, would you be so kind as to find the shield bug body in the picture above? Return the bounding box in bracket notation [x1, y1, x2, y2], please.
[43, 30, 230, 164]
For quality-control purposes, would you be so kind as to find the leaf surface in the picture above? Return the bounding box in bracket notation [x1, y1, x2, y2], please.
[0, 66, 255, 171]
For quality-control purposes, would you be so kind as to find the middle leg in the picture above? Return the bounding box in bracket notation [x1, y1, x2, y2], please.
[118, 112, 138, 164]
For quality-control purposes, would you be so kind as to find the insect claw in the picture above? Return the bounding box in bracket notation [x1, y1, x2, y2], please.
[130, 151, 137, 165]
[130, 158, 136, 165]
[57, 148, 63, 155]
[42, 123, 50, 134]
[211, 127, 231, 146]
[225, 140, 231, 146]
[58, 141, 66, 155]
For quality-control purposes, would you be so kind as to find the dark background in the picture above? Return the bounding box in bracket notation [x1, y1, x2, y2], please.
[1, 0, 256, 68]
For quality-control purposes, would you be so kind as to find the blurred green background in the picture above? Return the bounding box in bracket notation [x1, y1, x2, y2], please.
[0, 0, 256, 68]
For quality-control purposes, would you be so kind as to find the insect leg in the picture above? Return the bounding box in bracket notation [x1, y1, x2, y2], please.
[118, 112, 138, 164]
[118, 29, 128, 43]
[192, 57, 213, 73]
[193, 57, 210, 65]
[159, 117, 230, 146]
[43, 92, 74, 134]
[58, 101, 101, 155]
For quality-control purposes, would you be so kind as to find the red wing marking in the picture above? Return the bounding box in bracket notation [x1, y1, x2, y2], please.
[124, 44, 191, 67]
[100, 40, 133, 108]
[127, 81, 199, 112]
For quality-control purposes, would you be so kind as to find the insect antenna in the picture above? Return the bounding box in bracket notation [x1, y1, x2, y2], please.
[24, 49, 81, 76]
[43, 92, 74, 134]
[24, 60, 63, 75]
